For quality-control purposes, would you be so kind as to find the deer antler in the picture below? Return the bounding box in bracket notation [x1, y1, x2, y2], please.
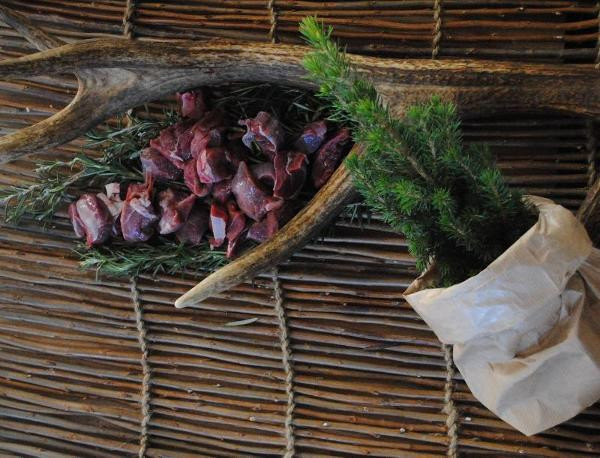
[1, 6, 599, 307]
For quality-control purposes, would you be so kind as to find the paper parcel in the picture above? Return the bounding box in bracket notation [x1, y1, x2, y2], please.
[405, 197, 600, 435]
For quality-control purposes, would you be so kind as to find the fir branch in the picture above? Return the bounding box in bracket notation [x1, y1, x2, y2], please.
[76, 241, 227, 278]
[300, 17, 536, 286]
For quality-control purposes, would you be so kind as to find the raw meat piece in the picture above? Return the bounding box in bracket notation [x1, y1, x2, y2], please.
[226, 200, 246, 242]
[209, 202, 228, 248]
[239, 111, 284, 159]
[273, 151, 308, 199]
[247, 203, 295, 243]
[311, 128, 351, 189]
[96, 182, 124, 236]
[176, 203, 209, 245]
[69, 193, 113, 246]
[121, 176, 159, 242]
[212, 179, 232, 204]
[196, 146, 233, 184]
[232, 161, 282, 221]
[295, 120, 327, 154]
[149, 121, 194, 169]
[157, 189, 196, 235]
[140, 147, 182, 181]
[97, 183, 123, 219]
[251, 162, 276, 190]
[225, 200, 246, 259]
[226, 236, 244, 259]
[183, 159, 211, 197]
[177, 90, 206, 119]
[189, 110, 225, 158]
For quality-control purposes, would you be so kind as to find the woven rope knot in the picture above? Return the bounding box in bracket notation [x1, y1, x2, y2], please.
[268, 0, 279, 44]
[131, 278, 152, 458]
[442, 344, 459, 457]
[432, 0, 443, 59]
[272, 268, 296, 457]
[123, 0, 136, 40]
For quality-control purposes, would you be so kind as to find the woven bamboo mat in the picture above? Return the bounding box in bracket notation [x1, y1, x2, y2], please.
[0, 1, 599, 456]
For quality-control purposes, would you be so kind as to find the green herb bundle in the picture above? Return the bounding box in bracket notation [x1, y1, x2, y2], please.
[300, 17, 537, 286]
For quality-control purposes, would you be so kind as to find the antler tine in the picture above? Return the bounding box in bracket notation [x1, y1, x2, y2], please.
[0, 5, 62, 51]
[175, 149, 359, 308]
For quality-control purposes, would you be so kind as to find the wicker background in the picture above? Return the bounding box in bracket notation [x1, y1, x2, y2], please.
[0, 1, 599, 456]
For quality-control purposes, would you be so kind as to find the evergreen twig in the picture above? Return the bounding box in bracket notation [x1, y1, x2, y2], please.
[300, 17, 537, 285]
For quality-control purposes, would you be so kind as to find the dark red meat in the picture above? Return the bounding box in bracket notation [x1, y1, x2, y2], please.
[273, 151, 308, 199]
[247, 203, 295, 243]
[189, 110, 225, 158]
[247, 211, 278, 243]
[176, 203, 209, 245]
[196, 146, 233, 184]
[140, 147, 182, 181]
[311, 128, 351, 189]
[69, 193, 113, 246]
[226, 237, 244, 259]
[212, 179, 232, 204]
[232, 161, 283, 221]
[183, 159, 211, 197]
[157, 189, 196, 235]
[121, 177, 159, 242]
[239, 111, 284, 159]
[150, 121, 194, 169]
[295, 120, 327, 155]
[177, 90, 206, 119]
[251, 162, 276, 190]
[225, 137, 247, 168]
[96, 183, 124, 236]
[226, 200, 246, 242]
[225, 200, 246, 259]
[190, 128, 224, 159]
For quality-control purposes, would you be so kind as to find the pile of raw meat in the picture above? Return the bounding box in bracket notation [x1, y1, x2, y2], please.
[69, 89, 352, 258]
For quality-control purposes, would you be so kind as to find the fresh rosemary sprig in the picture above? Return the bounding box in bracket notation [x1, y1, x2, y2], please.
[300, 17, 536, 285]
[85, 110, 177, 163]
[0, 111, 176, 224]
[77, 241, 227, 278]
[211, 82, 328, 135]
[0, 154, 142, 224]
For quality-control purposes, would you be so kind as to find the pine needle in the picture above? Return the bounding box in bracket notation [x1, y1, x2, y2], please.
[300, 17, 537, 285]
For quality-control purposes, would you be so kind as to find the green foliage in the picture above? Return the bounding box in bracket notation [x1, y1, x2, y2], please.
[0, 111, 178, 225]
[77, 241, 226, 278]
[300, 17, 537, 285]
[211, 82, 328, 135]
[0, 154, 142, 224]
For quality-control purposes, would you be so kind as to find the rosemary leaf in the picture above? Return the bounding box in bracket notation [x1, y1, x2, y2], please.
[76, 241, 227, 278]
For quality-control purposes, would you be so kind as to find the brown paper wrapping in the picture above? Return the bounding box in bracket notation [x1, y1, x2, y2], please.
[405, 196, 600, 435]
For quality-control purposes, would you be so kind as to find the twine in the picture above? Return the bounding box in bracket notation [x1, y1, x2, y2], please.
[123, 0, 136, 40]
[432, 0, 443, 59]
[272, 268, 296, 457]
[268, 0, 278, 44]
[131, 278, 152, 458]
[442, 344, 459, 458]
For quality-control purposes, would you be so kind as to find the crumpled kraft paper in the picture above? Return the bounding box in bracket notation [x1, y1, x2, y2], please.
[405, 196, 600, 436]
